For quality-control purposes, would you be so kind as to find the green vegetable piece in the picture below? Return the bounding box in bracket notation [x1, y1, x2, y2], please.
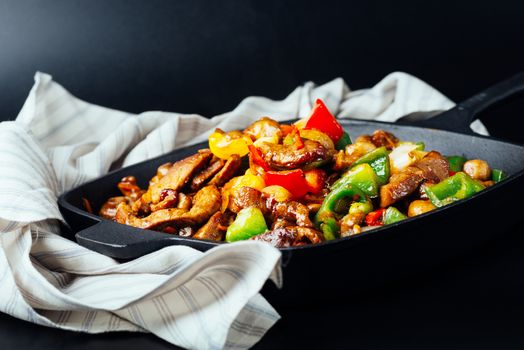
[320, 217, 339, 241]
[332, 163, 379, 197]
[383, 206, 407, 225]
[351, 146, 391, 185]
[225, 207, 268, 242]
[424, 172, 485, 207]
[315, 184, 369, 240]
[491, 168, 507, 183]
[335, 131, 352, 150]
[446, 155, 468, 173]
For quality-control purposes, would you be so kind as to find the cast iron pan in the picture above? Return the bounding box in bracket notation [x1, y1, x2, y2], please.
[58, 72, 524, 306]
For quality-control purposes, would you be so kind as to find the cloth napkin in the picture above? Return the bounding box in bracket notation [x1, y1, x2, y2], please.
[0, 71, 486, 349]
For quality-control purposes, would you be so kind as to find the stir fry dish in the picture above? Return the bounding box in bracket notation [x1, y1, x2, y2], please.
[99, 99, 507, 248]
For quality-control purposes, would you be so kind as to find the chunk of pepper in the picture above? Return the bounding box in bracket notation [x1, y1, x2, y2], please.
[351, 146, 391, 185]
[315, 183, 371, 240]
[331, 163, 380, 197]
[424, 172, 485, 207]
[304, 99, 344, 143]
[225, 207, 268, 242]
[446, 155, 468, 173]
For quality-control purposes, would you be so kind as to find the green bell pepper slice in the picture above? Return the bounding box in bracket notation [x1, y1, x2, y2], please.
[225, 207, 268, 242]
[424, 172, 485, 207]
[491, 168, 507, 183]
[315, 184, 371, 240]
[383, 206, 407, 225]
[351, 146, 391, 185]
[335, 131, 352, 150]
[446, 155, 467, 173]
[332, 163, 379, 197]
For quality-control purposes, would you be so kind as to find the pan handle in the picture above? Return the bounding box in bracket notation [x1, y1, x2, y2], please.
[409, 71, 524, 134]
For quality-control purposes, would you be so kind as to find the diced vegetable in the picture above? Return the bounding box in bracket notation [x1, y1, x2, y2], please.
[383, 206, 407, 224]
[299, 128, 335, 150]
[248, 145, 271, 171]
[335, 132, 352, 150]
[264, 169, 309, 199]
[446, 155, 467, 173]
[262, 185, 293, 202]
[304, 169, 327, 194]
[424, 172, 485, 207]
[491, 168, 507, 183]
[303, 99, 344, 143]
[332, 163, 379, 197]
[351, 146, 391, 185]
[365, 208, 386, 226]
[389, 143, 427, 173]
[315, 183, 370, 240]
[208, 129, 252, 159]
[225, 207, 268, 242]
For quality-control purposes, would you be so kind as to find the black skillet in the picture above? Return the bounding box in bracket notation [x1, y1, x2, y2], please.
[58, 72, 524, 306]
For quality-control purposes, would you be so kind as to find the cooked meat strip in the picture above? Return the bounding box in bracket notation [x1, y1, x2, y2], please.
[133, 149, 212, 211]
[250, 226, 323, 248]
[99, 196, 128, 220]
[149, 162, 173, 185]
[271, 218, 294, 230]
[207, 154, 241, 187]
[228, 186, 266, 214]
[257, 140, 333, 170]
[177, 193, 192, 210]
[190, 159, 225, 191]
[117, 176, 144, 201]
[250, 227, 296, 248]
[380, 151, 449, 207]
[371, 130, 399, 150]
[150, 189, 178, 211]
[414, 151, 450, 183]
[193, 211, 228, 241]
[270, 201, 313, 227]
[243, 117, 282, 141]
[115, 185, 221, 230]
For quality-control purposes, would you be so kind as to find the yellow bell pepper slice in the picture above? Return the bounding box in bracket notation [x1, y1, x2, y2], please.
[208, 129, 252, 159]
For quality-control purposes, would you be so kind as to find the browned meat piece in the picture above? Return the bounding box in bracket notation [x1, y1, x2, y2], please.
[228, 186, 266, 214]
[149, 162, 173, 185]
[190, 159, 225, 191]
[193, 211, 228, 241]
[371, 130, 399, 150]
[251, 227, 296, 248]
[150, 189, 178, 211]
[115, 185, 221, 230]
[117, 176, 144, 201]
[380, 167, 425, 207]
[207, 154, 241, 187]
[99, 196, 128, 220]
[250, 226, 323, 247]
[414, 151, 449, 183]
[380, 151, 449, 207]
[270, 201, 313, 227]
[243, 117, 282, 141]
[134, 149, 213, 210]
[177, 193, 192, 210]
[271, 218, 294, 230]
[257, 139, 333, 170]
[332, 141, 376, 172]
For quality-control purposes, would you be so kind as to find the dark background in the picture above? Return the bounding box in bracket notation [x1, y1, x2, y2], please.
[1, 1, 524, 349]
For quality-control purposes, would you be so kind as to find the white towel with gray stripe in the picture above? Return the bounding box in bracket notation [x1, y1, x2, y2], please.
[0, 71, 486, 349]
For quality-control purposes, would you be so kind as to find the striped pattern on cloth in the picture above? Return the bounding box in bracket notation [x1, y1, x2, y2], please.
[0, 72, 483, 349]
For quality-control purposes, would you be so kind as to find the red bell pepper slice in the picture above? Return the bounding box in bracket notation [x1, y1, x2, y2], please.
[248, 145, 271, 171]
[304, 99, 344, 143]
[365, 208, 386, 226]
[264, 169, 309, 199]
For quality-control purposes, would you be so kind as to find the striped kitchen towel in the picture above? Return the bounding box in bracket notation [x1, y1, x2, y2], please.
[0, 71, 485, 349]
